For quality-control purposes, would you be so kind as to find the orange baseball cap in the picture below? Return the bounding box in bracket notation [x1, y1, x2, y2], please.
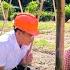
[14, 13, 39, 36]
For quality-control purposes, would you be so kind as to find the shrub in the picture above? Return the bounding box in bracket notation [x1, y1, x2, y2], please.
[8, 6, 17, 20]
[2, 1, 11, 10]
[33, 39, 48, 47]
[0, 1, 16, 20]
[65, 4, 70, 22]
[40, 11, 54, 21]
[0, 7, 3, 20]
[25, 1, 39, 15]
[8, 12, 17, 20]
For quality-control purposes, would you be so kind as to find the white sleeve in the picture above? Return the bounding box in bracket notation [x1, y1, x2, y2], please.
[0, 44, 6, 67]
[21, 44, 31, 58]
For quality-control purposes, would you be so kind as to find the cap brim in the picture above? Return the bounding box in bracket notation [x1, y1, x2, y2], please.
[29, 30, 39, 36]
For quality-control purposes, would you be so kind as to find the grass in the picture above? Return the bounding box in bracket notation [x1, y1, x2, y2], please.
[38, 21, 56, 31]
[33, 38, 55, 51]
[47, 43, 56, 51]
[33, 38, 48, 48]
[65, 23, 70, 31]
[0, 21, 70, 31]
[0, 21, 13, 28]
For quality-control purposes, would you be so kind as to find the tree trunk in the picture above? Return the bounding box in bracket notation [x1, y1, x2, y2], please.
[56, 0, 65, 70]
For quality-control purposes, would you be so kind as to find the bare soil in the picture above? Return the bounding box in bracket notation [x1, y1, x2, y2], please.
[30, 32, 56, 70]
[30, 29, 70, 70]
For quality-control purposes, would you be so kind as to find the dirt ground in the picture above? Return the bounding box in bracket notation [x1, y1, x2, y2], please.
[29, 32, 56, 70]
[29, 29, 70, 70]
[30, 47, 55, 70]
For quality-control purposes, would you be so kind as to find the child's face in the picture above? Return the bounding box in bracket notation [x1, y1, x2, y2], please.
[17, 30, 34, 45]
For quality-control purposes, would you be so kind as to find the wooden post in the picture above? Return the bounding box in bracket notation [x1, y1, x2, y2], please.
[55, 0, 65, 70]
[18, 0, 23, 13]
[10, 0, 12, 4]
[52, 0, 56, 22]
[0, 0, 7, 35]
[0, 0, 1, 4]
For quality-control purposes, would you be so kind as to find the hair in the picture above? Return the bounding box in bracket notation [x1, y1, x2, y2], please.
[13, 26, 19, 32]
[14, 28, 19, 32]
[14, 27, 26, 34]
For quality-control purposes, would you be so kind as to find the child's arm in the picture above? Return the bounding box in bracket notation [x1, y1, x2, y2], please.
[20, 37, 34, 65]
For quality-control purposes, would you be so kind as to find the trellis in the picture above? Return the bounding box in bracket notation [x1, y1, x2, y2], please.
[0, 0, 23, 35]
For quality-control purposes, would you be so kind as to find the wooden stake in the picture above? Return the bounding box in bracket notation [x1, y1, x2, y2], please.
[18, 0, 23, 13]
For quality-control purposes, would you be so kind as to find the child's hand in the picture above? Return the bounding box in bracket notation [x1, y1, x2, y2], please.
[21, 51, 33, 65]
